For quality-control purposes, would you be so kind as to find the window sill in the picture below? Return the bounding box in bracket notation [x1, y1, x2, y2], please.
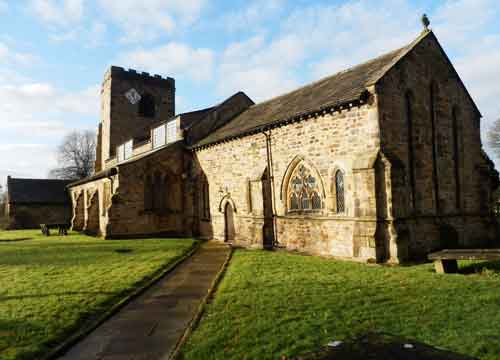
[286, 210, 324, 216]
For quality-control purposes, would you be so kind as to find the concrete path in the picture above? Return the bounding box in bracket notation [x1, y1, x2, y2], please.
[59, 241, 230, 360]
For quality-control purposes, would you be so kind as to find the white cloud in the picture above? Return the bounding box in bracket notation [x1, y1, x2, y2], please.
[0, 79, 98, 179]
[0, 82, 99, 137]
[49, 30, 78, 42]
[118, 43, 214, 82]
[221, 0, 285, 32]
[217, 35, 302, 101]
[97, 0, 206, 43]
[433, 0, 497, 50]
[0, 42, 38, 67]
[29, 0, 84, 26]
[215, 0, 419, 102]
[0, 0, 8, 13]
[0, 144, 58, 179]
[48, 22, 107, 47]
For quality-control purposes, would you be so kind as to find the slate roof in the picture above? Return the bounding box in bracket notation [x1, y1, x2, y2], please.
[7, 177, 73, 205]
[179, 107, 216, 130]
[192, 30, 431, 148]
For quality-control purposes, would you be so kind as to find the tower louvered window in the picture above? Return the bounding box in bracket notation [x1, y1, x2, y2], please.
[139, 93, 156, 118]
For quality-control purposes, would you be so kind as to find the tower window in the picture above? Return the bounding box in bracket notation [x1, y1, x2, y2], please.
[139, 93, 156, 118]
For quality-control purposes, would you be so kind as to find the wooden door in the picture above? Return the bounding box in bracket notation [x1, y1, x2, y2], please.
[224, 202, 235, 242]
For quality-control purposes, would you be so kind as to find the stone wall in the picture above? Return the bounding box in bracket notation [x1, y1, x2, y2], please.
[193, 102, 382, 260]
[86, 190, 100, 235]
[68, 143, 193, 238]
[8, 204, 71, 229]
[70, 176, 115, 235]
[377, 32, 499, 259]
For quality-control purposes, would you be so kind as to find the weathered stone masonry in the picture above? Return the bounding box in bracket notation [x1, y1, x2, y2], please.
[68, 30, 499, 263]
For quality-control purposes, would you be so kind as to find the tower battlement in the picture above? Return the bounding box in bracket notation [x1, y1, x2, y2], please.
[105, 66, 175, 88]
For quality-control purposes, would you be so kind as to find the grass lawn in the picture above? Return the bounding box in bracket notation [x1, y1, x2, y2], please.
[0, 230, 197, 360]
[181, 250, 500, 360]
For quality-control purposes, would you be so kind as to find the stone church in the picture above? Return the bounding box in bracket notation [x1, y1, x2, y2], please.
[68, 29, 499, 263]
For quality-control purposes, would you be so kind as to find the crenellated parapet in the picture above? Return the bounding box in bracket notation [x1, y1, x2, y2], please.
[104, 66, 175, 89]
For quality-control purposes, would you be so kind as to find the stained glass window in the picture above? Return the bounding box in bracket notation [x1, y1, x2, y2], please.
[312, 192, 322, 209]
[301, 190, 310, 210]
[287, 163, 323, 213]
[290, 192, 299, 210]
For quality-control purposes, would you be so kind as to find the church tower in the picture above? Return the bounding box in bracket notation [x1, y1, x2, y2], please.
[95, 66, 175, 172]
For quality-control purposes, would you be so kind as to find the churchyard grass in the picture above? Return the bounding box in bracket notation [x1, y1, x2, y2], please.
[0, 229, 42, 242]
[181, 249, 500, 360]
[0, 230, 197, 360]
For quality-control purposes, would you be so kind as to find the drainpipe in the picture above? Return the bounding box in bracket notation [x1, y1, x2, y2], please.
[263, 130, 279, 248]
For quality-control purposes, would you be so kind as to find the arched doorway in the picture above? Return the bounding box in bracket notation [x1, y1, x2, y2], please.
[224, 202, 235, 243]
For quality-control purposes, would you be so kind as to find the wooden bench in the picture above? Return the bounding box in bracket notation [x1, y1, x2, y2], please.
[40, 223, 69, 236]
[428, 249, 500, 273]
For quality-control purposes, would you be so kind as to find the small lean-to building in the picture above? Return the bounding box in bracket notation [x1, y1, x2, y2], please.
[68, 28, 499, 262]
[5, 177, 73, 229]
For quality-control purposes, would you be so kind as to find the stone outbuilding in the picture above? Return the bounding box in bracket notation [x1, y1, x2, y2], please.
[5, 176, 73, 229]
[68, 29, 499, 263]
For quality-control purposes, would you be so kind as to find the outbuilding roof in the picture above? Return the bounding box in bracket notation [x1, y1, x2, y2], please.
[7, 177, 73, 205]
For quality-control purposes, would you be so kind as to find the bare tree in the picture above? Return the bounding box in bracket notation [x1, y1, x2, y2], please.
[488, 118, 500, 161]
[49, 130, 96, 180]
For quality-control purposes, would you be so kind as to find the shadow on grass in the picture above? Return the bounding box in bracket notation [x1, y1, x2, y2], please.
[0, 291, 118, 302]
[459, 260, 500, 275]
[0, 238, 34, 243]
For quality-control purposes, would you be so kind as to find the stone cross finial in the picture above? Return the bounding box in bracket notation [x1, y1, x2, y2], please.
[421, 14, 430, 30]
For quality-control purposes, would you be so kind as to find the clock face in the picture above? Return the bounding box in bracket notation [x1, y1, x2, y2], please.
[125, 88, 141, 105]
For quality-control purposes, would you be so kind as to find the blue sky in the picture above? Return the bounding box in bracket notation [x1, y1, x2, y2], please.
[1, 0, 500, 182]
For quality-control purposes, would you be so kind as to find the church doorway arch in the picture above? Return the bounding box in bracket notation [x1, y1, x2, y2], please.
[224, 202, 235, 243]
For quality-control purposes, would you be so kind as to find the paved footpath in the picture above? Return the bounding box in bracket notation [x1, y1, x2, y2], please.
[59, 241, 230, 360]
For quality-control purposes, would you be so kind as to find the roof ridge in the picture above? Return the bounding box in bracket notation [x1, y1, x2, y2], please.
[366, 29, 433, 86]
[242, 36, 422, 111]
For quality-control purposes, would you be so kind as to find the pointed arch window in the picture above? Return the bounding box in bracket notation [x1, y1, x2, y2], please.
[200, 177, 210, 220]
[452, 107, 462, 210]
[405, 91, 416, 211]
[152, 171, 163, 211]
[335, 170, 345, 213]
[286, 163, 324, 213]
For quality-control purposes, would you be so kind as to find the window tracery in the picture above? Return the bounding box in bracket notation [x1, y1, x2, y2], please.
[287, 164, 323, 212]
